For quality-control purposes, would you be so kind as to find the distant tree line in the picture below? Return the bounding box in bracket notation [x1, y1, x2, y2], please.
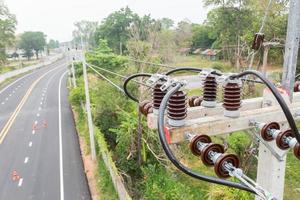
[73, 1, 290, 67]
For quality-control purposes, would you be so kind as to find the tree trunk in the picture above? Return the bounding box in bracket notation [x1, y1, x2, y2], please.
[35, 50, 39, 59]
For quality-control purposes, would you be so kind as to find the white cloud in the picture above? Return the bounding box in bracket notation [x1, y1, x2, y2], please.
[4, 0, 208, 42]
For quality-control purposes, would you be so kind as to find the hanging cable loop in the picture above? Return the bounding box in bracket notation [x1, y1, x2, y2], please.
[230, 70, 300, 143]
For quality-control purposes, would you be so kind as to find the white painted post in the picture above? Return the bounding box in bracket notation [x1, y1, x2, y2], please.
[71, 61, 77, 88]
[81, 37, 96, 160]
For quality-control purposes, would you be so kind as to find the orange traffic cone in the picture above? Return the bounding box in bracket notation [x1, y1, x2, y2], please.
[42, 120, 48, 128]
[32, 122, 38, 130]
[12, 170, 20, 181]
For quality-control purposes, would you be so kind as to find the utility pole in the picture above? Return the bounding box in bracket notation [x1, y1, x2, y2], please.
[81, 36, 96, 160]
[281, 0, 300, 100]
[256, 2, 300, 199]
[71, 58, 77, 88]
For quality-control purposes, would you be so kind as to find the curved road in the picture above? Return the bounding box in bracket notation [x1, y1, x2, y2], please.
[0, 58, 91, 200]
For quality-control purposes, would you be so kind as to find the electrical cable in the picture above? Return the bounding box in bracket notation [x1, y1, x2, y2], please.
[230, 70, 300, 143]
[165, 67, 221, 76]
[123, 73, 152, 103]
[88, 65, 125, 93]
[86, 62, 152, 88]
[157, 82, 256, 194]
[128, 58, 176, 69]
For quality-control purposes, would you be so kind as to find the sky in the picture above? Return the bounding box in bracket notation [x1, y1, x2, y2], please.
[4, 0, 209, 42]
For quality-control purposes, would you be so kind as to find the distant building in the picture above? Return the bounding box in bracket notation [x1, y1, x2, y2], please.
[201, 49, 222, 61]
[179, 48, 191, 55]
[193, 48, 202, 55]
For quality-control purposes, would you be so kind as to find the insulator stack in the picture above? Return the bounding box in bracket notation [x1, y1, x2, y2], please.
[187, 134, 239, 179]
[167, 91, 187, 127]
[214, 154, 240, 178]
[260, 122, 280, 141]
[188, 96, 203, 107]
[223, 79, 242, 118]
[152, 84, 167, 115]
[252, 33, 265, 50]
[139, 100, 153, 116]
[294, 81, 300, 92]
[294, 143, 300, 160]
[254, 121, 300, 160]
[202, 75, 218, 108]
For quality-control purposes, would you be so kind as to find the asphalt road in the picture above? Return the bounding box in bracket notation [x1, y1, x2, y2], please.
[0, 58, 91, 200]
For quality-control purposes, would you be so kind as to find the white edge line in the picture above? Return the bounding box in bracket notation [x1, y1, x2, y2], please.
[59, 70, 67, 200]
[18, 178, 23, 187]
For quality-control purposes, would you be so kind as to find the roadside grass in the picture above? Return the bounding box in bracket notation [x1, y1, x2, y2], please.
[0, 59, 40, 74]
[69, 92, 118, 200]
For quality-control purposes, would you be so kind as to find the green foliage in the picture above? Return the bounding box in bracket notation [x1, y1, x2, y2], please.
[191, 25, 215, 49]
[142, 164, 197, 200]
[210, 184, 253, 200]
[0, 2, 17, 64]
[227, 132, 251, 158]
[87, 38, 127, 71]
[73, 20, 98, 48]
[69, 84, 85, 106]
[19, 31, 46, 60]
[47, 39, 59, 49]
[94, 7, 138, 53]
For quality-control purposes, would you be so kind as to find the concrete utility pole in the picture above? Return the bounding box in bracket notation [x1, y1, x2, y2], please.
[256, 2, 300, 199]
[81, 36, 96, 160]
[281, 0, 300, 100]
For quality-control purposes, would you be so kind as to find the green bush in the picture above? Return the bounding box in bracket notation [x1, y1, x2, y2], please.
[142, 164, 196, 200]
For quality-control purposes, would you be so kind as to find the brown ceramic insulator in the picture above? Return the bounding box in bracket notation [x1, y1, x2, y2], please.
[214, 154, 240, 179]
[294, 81, 300, 92]
[203, 75, 217, 102]
[139, 100, 153, 116]
[152, 84, 167, 110]
[201, 143, 225, 166]
[189, 135, 212, 156]
[261, 122, 280, 141]
[293, 143, 300, 160]
[167, 91, 187, 120]
[223, 82, 241, 111]
[188, 96, 203, 107]
[276, 129, 294, 150]
[252, 33, 265, 50]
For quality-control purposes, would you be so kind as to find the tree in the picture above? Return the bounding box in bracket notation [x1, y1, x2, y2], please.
[19, 31, 46, 60]
[159, 18, 174, 30]
[0, 1, 17, 63]
[191, 24, 216, 49]
[175, 20, 193, 48]
[94, 7, 138, 54]
[47, 39, 59, 49]
[72, 20, 98, 49]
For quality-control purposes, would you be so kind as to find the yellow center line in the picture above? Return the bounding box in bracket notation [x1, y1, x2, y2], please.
[0, 65, 64, 144]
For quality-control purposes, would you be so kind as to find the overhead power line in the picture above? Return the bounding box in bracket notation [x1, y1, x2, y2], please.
[85, 62, 153, 88]
[87, 65, 125, 93]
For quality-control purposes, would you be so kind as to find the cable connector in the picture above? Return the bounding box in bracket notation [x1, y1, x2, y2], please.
[160, 78, 186, 92]
[199, 69, 221, 81]
[146, 74, 168, 86]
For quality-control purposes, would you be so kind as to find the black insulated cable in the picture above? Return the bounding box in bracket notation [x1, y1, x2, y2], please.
[230, 70, 300, 143]
[123, 73, 152, 103]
